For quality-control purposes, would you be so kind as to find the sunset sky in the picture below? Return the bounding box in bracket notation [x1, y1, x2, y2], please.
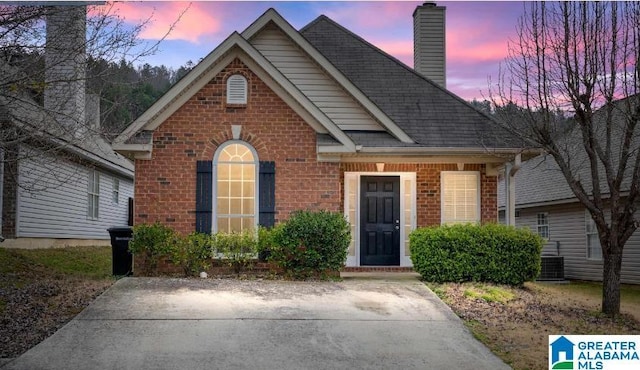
[110, 1, 526, 101]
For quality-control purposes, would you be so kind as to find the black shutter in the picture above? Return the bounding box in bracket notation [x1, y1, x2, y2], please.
[258, 161, 276, 228]
[195, 161, 213, 233]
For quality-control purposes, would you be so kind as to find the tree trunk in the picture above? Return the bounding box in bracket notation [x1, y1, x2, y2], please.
[602, 248, 623, 316]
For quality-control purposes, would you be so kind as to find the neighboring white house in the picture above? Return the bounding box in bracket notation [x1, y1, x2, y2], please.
[0, 5, 134, 248]
[498, 96, 640, 284]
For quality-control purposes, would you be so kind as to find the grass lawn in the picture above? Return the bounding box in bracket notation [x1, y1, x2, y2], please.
[0, 246, 115, 358]
[430, 281, 640, 370]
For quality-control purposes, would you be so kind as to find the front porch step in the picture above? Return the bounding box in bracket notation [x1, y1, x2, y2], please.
[342, 266, 414, 272]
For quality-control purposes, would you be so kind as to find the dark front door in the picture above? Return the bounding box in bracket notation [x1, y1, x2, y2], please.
[360, 176, 400, 266]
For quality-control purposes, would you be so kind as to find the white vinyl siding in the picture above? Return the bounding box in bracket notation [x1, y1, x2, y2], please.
[536, 212, 549, 240]
[16, 145, 133, 239]
[585, 211, 602, 261]
[514, 204, 640, 284]
[441, 171, 480, 224]
[226, 74, 247, 104]
[250, 25, 384, 131]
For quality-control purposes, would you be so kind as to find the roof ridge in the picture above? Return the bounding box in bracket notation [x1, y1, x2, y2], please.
[301, 14, 502, 125]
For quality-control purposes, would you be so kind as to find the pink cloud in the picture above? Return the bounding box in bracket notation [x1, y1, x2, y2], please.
[109, 2, 222, 43]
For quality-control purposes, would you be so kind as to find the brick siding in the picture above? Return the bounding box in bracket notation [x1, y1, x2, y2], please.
[134, 58, 341, 235]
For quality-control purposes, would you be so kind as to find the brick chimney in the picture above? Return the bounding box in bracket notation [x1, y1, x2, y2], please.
[413, 2, 446, 88]
[44, 5, 87, 138]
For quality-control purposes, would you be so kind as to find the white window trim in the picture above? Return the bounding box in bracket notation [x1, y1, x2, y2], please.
[226, 74, 247, 104]
[112, 177, 120, 204]
[343, 172, 416, 267]
[585, 210, 603, 261]
[87, 170, 100, 220]
[536, 212, 550, 240]
[212, 140, 259, 233]
[440, 171, 481, 225]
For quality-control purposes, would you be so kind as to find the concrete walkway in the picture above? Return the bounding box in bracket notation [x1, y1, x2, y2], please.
[2, 274, 510, 370]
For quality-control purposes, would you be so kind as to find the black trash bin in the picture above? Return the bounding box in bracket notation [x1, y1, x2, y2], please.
[107, 227, 133, 276]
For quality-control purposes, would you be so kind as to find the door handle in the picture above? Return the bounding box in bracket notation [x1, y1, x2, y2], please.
[395, 226, 400, 230]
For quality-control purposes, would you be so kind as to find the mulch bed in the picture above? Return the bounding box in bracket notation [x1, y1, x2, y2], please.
[0, 275, 112, 358]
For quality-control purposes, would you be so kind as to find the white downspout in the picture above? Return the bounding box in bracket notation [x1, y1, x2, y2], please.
[505, 154, 521, 226]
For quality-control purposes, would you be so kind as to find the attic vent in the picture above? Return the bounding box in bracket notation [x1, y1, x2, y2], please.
[227, 74, 247, 104]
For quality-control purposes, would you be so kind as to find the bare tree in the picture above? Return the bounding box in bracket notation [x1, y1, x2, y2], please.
[491, 2, 640, 316]
[0, 3, 183, 191]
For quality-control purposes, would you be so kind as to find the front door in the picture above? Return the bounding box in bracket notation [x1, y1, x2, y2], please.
[360, 176, 400, 266]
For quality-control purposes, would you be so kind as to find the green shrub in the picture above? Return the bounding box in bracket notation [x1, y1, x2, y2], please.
[128, 222, 177, 275]
[410, 223, 543, 285]
[257, 226, 279, 261]
[171, 232, 214, 277]
[214, 230, 258, 274]
[269, 210, 350, 279]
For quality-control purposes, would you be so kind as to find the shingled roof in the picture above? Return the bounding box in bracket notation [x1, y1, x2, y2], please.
[498, 94, 640, 208]
[300, 15, 517, 149]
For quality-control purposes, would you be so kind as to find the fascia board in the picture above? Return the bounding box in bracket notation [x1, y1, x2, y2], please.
[241, 9, 415, 144]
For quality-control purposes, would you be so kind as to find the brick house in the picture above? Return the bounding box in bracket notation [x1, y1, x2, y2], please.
[114, 5, 525, 267]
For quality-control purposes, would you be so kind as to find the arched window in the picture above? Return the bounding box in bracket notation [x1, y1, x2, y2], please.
[214, 141, 258, 232]
[226, 74, 247, 104]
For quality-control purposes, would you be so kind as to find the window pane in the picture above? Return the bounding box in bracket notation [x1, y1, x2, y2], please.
[242, 199, 254, 214]
[218, 164, 230, 180]
[229, 165, 242, 181]
[229, 199, 242, 214]
[230, 182, 242, 197]
[218, 181, 229, 197]
[217, 198, 229, 214]
[217, 217, 229, 233]
[229, 217, 242, 232]
[242, 182, 254, 197]
[218, 149, 231, 162]
[242, 217, 254, 231]
[242, 164, 254, 180]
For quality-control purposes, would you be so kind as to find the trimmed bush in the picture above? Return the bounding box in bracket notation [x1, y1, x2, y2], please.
[410, 223, 543, 285]
[269, 210, 350, 279]
[171, 232, 214, 277]
[214, 230, 258, 274]
[128, 222, 177, 275]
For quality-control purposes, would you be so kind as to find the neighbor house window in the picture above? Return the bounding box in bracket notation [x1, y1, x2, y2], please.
[441, 171, 480, 224]
[537, 213, 549, 239]
[87, 170, 99, 219]
[226, 74, 247, 104]
[586, 211, 602, 260]
[214, 142, 257, 233]
[112, 178, 120, 204]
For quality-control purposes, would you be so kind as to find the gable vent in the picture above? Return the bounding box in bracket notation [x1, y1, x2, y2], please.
[227, 74, 247, 104]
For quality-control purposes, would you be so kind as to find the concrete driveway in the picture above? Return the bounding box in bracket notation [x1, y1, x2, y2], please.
[3, 274, 510, 370]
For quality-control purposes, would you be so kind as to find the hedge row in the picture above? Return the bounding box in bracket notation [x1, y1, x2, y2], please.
[409, 223, 543, 285]
[128, 210, 350, 279]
